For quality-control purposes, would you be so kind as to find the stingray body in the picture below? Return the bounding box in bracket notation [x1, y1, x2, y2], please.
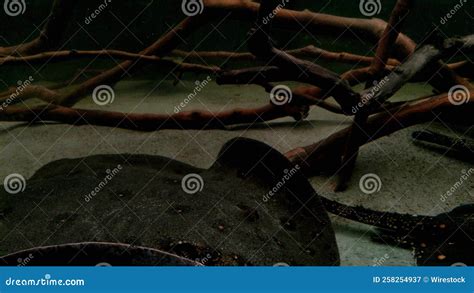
[321, 197, 474, 266]
[0, 138, 339, 266]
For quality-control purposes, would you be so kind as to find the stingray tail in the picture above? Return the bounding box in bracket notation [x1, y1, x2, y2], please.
[320, 196, 428, 233]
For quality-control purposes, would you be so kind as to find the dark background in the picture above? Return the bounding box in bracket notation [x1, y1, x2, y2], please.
[0, 0, 472, 85]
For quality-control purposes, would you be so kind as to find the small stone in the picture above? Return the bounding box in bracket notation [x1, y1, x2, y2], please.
[437, 255, 446, 260]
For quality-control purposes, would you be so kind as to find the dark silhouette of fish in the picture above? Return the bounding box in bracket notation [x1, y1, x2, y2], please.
[0, 138, 339, 266]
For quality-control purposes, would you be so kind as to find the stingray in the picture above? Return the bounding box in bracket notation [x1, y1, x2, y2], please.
[0, 138, 339, 266]
[320, 196, 474, 266]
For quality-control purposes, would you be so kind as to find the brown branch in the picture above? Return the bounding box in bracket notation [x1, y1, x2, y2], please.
[248, 0, 360, 114]
[0, 50, 220, 73]
[363, 35, 474, 110]
[0, 0, 77, 56]
[58, 16, 209, 107]
[171, 46, 401, 67]
[4, 17, 208, 107]
[337, 0, 413, 191]
[449, 61, 473, 79]
[5, 0, 410, 108]
[0, 49, 221, 73]
[205, 0, 466, 92]
[2, 0, 468, 111]
[327, 33, 473, 184]
[285, 91, 474, 174]
[0, 103, 309, 131]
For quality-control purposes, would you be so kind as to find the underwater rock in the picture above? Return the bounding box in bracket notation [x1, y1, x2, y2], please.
[0, 138, 339, 266]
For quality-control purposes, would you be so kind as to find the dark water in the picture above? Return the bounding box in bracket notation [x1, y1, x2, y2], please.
[1, 1, 472, 47]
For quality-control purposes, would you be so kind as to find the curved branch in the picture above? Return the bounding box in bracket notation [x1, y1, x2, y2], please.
[0, 0, 77, 56]
[0, 103, 309, 131]
[285, 91, 474, 174]
[0, 49, 221, 73]
[171, 46, 401, 67]
[337, 0, 414, 191]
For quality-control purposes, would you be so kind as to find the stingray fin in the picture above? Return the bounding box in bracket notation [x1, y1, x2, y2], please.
[215, 137, 316, 202]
